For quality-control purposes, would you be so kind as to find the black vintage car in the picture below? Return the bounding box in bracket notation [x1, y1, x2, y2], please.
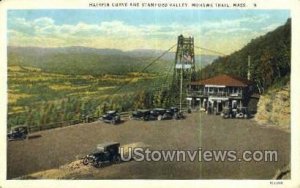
[131, 107, 184, 121]
[235, 107, 250, 119]
[7, 125, 28, 141]
[131, 108, 166, 121]
[131, 109, 151, 121]
[82, 142, 121, 168]
[222, 107, 250, 119]
[100, 111, 121, 125]
[150, 108, 168, 120]
[167, 107, 184, 120]
[221, 107, 234, 119]
[150, 107, 184, 121]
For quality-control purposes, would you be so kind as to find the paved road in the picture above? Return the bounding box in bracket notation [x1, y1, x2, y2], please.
[7, 113, 290, 179]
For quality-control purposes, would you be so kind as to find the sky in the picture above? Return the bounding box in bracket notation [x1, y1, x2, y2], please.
[7, 9, 290, 55]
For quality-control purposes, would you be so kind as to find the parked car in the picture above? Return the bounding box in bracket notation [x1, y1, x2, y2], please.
[235, 107, 250, 119]
[7, 125, 28, 141]
[131, 108, 167, 121]
[151, 107, 184, 120]
[222, 107, 250, 119]
[150, 108, 168, 120]
[131, 109, 151, 121]
[167, 107, 184, 120]
[100, 111, 121, 125]
[131, 107, 184, 121]
[221, 107, 233, 119]
[82, 142, 121, 168]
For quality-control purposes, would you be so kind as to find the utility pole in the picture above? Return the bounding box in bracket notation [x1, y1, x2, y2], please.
[180, 62, 183, 111]
[247, 55, 251, 80]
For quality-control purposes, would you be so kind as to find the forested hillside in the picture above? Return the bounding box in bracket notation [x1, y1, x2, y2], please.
[199, 19, 291, 93]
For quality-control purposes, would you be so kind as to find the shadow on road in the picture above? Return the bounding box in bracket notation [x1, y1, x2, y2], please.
[28, 134, 42, 140]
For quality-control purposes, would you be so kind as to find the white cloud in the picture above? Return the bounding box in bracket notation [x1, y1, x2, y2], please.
[7, 15, 277, 54]
[33, 17, 55, 27]
[261, 23, 280, 32]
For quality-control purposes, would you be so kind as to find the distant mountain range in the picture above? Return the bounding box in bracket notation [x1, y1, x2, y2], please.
[7, 46, 218, 75]
[127, 48, 217, 68]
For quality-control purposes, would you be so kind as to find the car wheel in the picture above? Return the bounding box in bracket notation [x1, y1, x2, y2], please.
[157, 115, 162, 121]
[82, 157, 89, 165]
[113, 155, 121, 164]
[94, 161, 103, 168]
[180, 113, 184, 119]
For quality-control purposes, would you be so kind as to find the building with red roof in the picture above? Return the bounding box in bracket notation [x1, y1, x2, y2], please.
[187, 74, 254, 114]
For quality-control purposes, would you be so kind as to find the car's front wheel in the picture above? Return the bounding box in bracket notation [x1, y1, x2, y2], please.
[113, 155, 121, 164]
[173, 113, 178, 120]
[22, 134, 27, 140]
[94, 161, 104, 168]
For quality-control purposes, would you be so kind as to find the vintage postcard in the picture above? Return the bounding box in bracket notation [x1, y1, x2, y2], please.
[0, 0, 299, 187]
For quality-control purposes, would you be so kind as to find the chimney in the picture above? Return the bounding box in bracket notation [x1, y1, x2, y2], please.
[247, 55, 251, 80]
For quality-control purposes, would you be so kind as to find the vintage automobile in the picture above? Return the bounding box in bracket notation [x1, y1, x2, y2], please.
[235, 107, 250, 119]
[7, 125, 28, 141]
[130, 109, 151, 121]
[222, 107, 250, 119]
[131, 108, 166, 121]
[131, 107, 184, 121]
[221, 107, 234, 119]
[151, 107, 184, 120]
[100, 111, 121, 125]
[150, 108, 169, 120]
[167, 107, 184, 120]
[82, 142, 121, 168]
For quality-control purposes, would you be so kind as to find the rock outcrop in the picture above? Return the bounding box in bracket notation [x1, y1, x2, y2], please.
[255, 83, 290, 132]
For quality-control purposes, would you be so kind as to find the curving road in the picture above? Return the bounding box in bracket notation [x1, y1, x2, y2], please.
[7, 113, 290, 179]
